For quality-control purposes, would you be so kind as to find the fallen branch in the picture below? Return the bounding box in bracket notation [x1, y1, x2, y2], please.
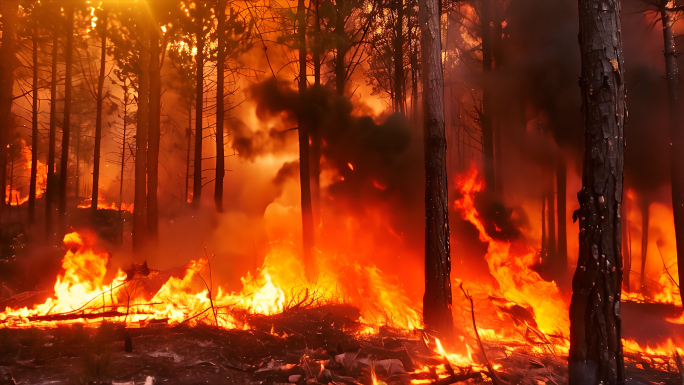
[460, 283, 506, 385]
[656, 244, 680, 289]
[27, 310, 128, 322]
[429, 371, 482, 385]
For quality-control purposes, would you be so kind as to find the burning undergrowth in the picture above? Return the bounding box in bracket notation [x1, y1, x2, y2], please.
[2, 167, 684, 384]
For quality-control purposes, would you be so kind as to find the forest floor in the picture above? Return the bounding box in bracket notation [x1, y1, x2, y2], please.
[0, 303, 680, 385]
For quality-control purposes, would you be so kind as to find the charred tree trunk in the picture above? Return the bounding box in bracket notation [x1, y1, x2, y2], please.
[0, 0, 18, 223]
[311, 0, 322, 225]
[334, 0, 346, 95]
[46, 32, 59, 235]
[186, 103, 192, 207]
[133, 22, 150, 252]
[119, 81, 128, 221]
[660, 0, 684, 307]
[541, 194, 547, 262]
[74, 118, 80, 197]
[147, 22, 161, 240]
[393, 0, 405, 114]
[215, 2, 226, 212]
[568, 0, 627, 383]
[298, 0, 316, 281]
[480, 0, 496, 192]
[91, 10, 108, 218]
[58, 4, 75, 228]
[622, 193, 631, 291]
[419, 0, 453, 338]
[192, 32, 205, 209]
[557, 155, 568, 274]
[29, 27, 39, 224]
[640, 199, 649, 289]
[547, 173, 556, 267]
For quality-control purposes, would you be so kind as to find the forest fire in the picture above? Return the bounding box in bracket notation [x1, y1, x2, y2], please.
[2, 0, 684, 383]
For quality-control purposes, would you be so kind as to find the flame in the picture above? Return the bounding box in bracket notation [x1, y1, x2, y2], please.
[454, 165, 568, 335]
[77, 198, 134, 213]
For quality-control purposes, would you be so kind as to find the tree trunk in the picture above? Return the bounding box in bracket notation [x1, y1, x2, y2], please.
[480, 0, 495, 192]
[186, 102, 192, 207]
[557, 155, 568, 274]
[119, 81, 128, 223]
[334, 0, 346, 95]
[29, 27, 39, 224]
[192, 32, 205, 209]
[622, 194, 631, 292]
[147, 21, 161, 239]
[74, 117, 80, 197]
[311, 0, 322, 225]
[46, 32, 59, 235]
[133, 21, 150, 252]
[547, 173, 556, 266]
[418, 0, 453, 338]
[541, 193, 547, 263]
[0, 0, 18, 224]
[393, 0, 405, 114]
[215, 2, 226, 212]
[568, 0, 626, 383]
[91, 10, 108, 218]
[58, 3, 75, 228]
[640, 199, 649, 290]
[297, 0, 316, 281]
[660, 0, 684, 307]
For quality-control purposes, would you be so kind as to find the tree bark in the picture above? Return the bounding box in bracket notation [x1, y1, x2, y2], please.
[480, 0, 495, 192]
[0, 0, 18, 223]
[557, 154, 568, 274]
[660, 0, 684, 307]
[334, 0, 346, 95]
[311, 0, 322, 225]
[147, 20, 161, 240]
[29, 27, 39, 224]
[46, 31, 59, 235]
[568, 0, 626, 383]
[547, 176, 556, 267]
[298, 0, 316, 281]
[393, 0, 405, 114]
[92, 10, 108, 218]
[192, 31, 205, 209]
[58, 4, 75, 229]
[133, 20, 150, 252]
[419, 0, 453, 338]
[215, 1, 226, 212]
[640, 199, 649, 289]
[186, 103, 192, 207]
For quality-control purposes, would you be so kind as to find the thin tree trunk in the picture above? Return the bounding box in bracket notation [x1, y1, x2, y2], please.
[147, 21, 161, 239]
[74, 117, 80, 198]
[0, 0, 18, 224]
[393, 0, 405, 114]
[557, 155, 568, 274]
[133, 21, 150, 252]
[334, 0, 346, 95]
[547, 173, 556, 266]
[119, 81, 128, 221]
[568, 0, 627, 383]
[58, 4, 75, 228]
[192, 32, 205, 209]
[46, 32, 59, 235]
[186, 103, 192, 207]
[297, 0, 316, 281]
[640, 199, 649, 289]
[91, 10, 108, 218]
[215, 2, 226, 212]
[419, 0, 453, 338]
[29, 27, 39, 224]
[480, 0, 495, 192]
[622, 193, 631, 291]
[311, 0, 322, 225]
[541, 193, 547, 263]
[660, 0, 684, 307]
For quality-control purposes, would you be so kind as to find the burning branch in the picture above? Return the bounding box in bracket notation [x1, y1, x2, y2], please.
[459, 283, 506, 385]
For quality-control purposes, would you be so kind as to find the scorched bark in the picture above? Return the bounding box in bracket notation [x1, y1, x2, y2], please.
[419, 0, 453, 337]
[568, 0, 627, 383]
